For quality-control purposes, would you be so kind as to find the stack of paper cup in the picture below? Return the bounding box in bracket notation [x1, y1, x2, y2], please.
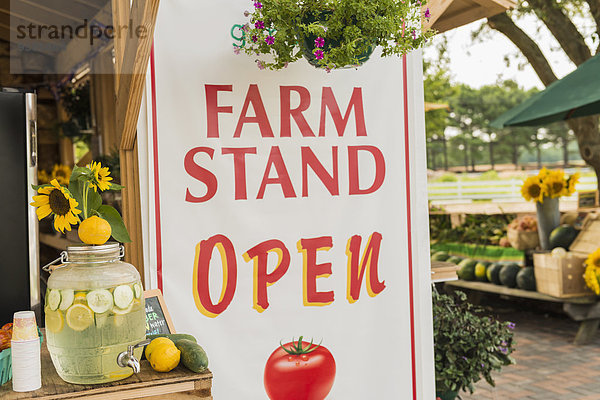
[11, 311, 41, 392]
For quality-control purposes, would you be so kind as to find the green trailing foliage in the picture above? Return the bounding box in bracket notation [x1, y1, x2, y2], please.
[239, 0, 434, 70]
[433, 289, 516, 394]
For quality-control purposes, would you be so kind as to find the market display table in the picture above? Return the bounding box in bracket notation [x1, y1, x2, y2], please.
[445, 280, 600, 345]
[0, 336, 212, 400]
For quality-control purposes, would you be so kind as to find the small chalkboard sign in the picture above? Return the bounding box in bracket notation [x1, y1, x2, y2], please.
[144, 289, 176, 335]
[578, 190, 598, 209]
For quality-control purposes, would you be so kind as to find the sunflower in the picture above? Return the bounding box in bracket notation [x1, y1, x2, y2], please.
[543, 170, 567, 198]
[567, 172, 580, 195]
[37, 169, 49, 184]
[521, 176, 546, 203]
[87, 161, 113, 192]
[586, 248, 600, 269]
[51, 164, 72, 186]
[583, 265, 600, 295]
[30, 179, 82, 233]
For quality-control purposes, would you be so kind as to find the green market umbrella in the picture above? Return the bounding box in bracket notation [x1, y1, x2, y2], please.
[491, 53, 600, 128]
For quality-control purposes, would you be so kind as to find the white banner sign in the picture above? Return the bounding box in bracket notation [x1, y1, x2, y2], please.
[141, 1, 434, 398]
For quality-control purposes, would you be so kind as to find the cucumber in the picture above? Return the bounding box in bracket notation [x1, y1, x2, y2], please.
[133, 283, 142, 299]
[146, 333, 197, 343]
[113, 285, 134, 309]
[86, 289, 114, 314]
[47, 289, 61, 311]
[59, 289, 74, 311]
[175, 339, 209, 373]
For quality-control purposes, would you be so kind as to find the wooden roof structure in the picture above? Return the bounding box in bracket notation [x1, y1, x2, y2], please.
[424, 0, 516, 33]
[0, 0, 515, 281]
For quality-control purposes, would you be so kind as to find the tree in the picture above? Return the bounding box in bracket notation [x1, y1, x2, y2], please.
[423, 41, 456, 170]
[447, 81, 537, 170]
[486, 0, 600, 177]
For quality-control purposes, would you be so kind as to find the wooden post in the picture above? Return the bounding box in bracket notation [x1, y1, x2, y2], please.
[113, 0, 160, 283]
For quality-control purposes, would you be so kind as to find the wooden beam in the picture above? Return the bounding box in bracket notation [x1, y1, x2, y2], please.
[116, 0, 159, 151]
[119, 142, 145, 284]
[433, 3, 497, 33]
[112, 0, 130, 90]
[470, 0, 515, 13]
[113, 0, 159, 282]
[423, 0, 454, 30]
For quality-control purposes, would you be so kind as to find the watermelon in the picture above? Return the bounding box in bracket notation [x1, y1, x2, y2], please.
[446, 256, 464, 264]
[516, 267, 536, 291]
[486, 263, 503, 285]
[474, 261, 491, 282]
[432, 252, 450, 261]
[549, 225, 579, 250]
[499, 264, 521, 288]
[457, 259, 478, 281]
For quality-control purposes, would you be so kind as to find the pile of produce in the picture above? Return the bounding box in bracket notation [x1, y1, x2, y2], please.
[145, 333, 209, 373]
[429, 214, 515, 247]
[0, 323, 13, 352]
[434, 251, 536, 291]
[506, 216, 538, 251]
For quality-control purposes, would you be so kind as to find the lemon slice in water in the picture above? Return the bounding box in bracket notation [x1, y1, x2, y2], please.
[66, 303, 94, 331]
[46, 309, 64, 333]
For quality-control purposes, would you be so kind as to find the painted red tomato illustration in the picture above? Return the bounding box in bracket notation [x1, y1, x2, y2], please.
[264, 337, 336, 400]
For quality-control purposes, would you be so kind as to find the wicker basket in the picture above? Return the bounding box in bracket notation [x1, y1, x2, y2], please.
[507, 228, 539, 251]
[533, 252, 590, 298]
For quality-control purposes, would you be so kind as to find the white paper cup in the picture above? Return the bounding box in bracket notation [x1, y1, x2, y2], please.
[11, 338, 41, 392]
[12, 311, 38, 341]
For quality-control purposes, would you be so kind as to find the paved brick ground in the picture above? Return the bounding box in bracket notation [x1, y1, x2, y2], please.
[459, 308, 600, 400]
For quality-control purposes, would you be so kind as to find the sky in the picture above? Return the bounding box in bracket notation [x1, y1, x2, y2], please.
[423, 12, 596, 90]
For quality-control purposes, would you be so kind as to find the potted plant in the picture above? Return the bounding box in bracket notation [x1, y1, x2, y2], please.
[433, 289, 515, 399]
[237, 0, 434, 70]
[520, 168, 579, 249]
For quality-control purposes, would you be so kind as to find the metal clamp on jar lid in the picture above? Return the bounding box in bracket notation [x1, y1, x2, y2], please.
[42, 243, 125, 273]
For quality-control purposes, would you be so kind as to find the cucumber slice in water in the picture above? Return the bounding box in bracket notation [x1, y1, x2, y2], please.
[86, 289, 114, 314]
[133, 283, 142, 299]
[94, 312, 109, 328]
[113, 285, 134, 309]
[47, 289, 61, 311]
[59, 289, 74, 311]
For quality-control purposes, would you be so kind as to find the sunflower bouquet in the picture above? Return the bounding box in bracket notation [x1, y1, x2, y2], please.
[30, 161, 130, 245]
[584, 248, 600, 295]
[521, 168, 580, 203]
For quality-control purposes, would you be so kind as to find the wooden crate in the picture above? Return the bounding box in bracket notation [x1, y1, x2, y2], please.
[533, 213, 600, 298]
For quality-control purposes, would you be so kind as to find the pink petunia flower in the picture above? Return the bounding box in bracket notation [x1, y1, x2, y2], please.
[254, 20, 265, 29]
[265, 35, 275, 45]
[314, 37, 325, 48]
[424, 8, 431, 19]
[256, 60, 265, 70]
[254, 1, 263, 9]
[314, 49, 324, 60]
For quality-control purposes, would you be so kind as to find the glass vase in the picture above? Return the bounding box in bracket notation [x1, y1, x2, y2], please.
[536, 197, 560, 250]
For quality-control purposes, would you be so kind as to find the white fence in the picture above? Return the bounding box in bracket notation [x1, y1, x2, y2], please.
[428, 176, 597, 203]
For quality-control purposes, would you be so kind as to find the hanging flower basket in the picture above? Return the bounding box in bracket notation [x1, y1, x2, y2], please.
[236, 0, 434, 71]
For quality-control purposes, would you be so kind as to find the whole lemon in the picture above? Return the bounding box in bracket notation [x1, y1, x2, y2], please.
[78, 216, 112, 245]
[149, 343, 181, 372]
[145, 337, 175, 360]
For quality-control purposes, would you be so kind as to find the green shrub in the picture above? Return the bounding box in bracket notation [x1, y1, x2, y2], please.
[433, 289, 515, 394]
[437, 173, 459, 182]
[478, 170, 499, 181]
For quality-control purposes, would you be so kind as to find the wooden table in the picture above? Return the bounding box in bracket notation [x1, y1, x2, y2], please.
[445, 280, 600, 345]
[0, 337, 212, 400]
